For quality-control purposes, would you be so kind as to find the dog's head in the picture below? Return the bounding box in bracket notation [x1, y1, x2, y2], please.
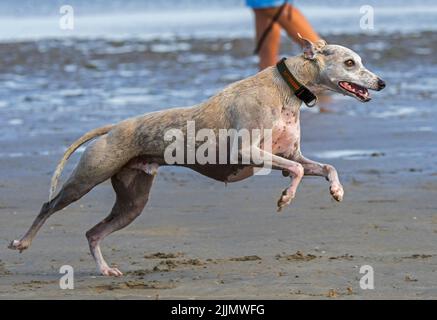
[299, 36, 385, 102]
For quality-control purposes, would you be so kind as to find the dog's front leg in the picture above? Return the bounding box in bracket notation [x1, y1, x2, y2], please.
[292, 153, 344, 202]
[241, 147, 304, 212]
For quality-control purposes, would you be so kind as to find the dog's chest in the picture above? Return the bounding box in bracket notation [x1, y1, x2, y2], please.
[271, 108, 300, 156]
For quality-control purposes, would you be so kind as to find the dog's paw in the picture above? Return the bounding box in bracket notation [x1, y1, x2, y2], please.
[277, 190, 295, 212]
[8, 239, 30, 253]
[100, 266, 123, 277]
[330, 183, 344, 202]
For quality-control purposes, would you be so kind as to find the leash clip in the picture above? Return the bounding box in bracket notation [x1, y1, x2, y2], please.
[295, 86, 318, 108]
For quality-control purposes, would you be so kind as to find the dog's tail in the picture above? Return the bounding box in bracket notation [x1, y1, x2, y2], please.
[49, 124, 114, 201]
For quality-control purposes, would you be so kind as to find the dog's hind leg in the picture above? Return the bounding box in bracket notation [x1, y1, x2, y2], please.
[9, 136, 134, 252]
[8, 181, 95, 252]
[86, 167, 155, 276]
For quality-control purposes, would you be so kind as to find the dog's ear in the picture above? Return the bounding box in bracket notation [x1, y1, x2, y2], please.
[314, 39, 327, 51]
[297, 33, 317, 60]
[298, 34, 327, 60]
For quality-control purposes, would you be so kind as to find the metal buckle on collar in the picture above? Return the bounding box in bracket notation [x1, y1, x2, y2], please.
[295, 86, 318, 108]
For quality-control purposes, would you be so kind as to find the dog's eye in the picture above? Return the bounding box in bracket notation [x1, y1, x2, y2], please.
[344, 59, 355, 67]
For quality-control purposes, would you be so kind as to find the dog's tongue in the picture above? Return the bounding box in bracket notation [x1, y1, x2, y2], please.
[340, 81, 369, 99]
[342, 82, 360, 91]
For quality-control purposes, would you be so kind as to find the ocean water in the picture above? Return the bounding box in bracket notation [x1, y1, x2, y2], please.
[1, 0, 437, 39]
[0, 0, 436, 162]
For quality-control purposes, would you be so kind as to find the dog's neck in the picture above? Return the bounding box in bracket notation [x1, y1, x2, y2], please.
[271, 55, 321, 109]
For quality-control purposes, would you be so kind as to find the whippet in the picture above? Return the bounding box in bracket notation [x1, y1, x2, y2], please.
[9, 37, 385, 276]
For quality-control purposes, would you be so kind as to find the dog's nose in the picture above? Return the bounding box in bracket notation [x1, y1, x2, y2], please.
[377, 78, 386, 90]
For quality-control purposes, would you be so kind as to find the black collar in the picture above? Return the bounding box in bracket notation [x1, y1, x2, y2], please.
[276, 57, 318, 107]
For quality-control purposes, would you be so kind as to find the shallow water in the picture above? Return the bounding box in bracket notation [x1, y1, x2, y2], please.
[1, 0, 437, 39]
[0, 1, 436, 169]
[0, 33, 436, 148]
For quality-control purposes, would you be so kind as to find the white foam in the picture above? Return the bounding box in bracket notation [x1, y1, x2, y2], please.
[59, 89, 85, 97]
[107, 95, 154, 106]
[0, 149, 60, 158]
[150, 42, 191, 53]
[64, 64, 77, 73]
[5, 152, 24, 158]
[413, 48, 433, 55]
[8, 118, 23, 126]
[114, 87, 150, 95]
[96, 44, 147, 55]
[370, 107, 417, 119]
[414, 126, 433, 132]
[312, 149, 380, 160]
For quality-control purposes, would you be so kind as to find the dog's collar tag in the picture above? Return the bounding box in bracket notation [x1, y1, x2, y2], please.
[276, 57, 318, 107]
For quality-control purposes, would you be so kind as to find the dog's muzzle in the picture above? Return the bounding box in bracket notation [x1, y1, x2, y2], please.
[377, 78, 386, 91]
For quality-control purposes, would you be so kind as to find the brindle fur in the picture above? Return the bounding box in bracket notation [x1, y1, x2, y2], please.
[9, 38, 385, 276]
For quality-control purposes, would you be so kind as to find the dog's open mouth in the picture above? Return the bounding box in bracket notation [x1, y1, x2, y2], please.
[338, 81, 370, 102]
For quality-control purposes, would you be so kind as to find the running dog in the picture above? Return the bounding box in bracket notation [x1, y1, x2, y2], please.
[9, 37, 385, 276]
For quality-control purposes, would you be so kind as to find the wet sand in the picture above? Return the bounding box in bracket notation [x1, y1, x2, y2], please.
[1, 111, 436, 299]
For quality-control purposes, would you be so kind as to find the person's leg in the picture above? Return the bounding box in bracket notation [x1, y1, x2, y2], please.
[257, 4, 320, 46]
[254, 10, 281, 70]
[254, 3, 332, 108]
